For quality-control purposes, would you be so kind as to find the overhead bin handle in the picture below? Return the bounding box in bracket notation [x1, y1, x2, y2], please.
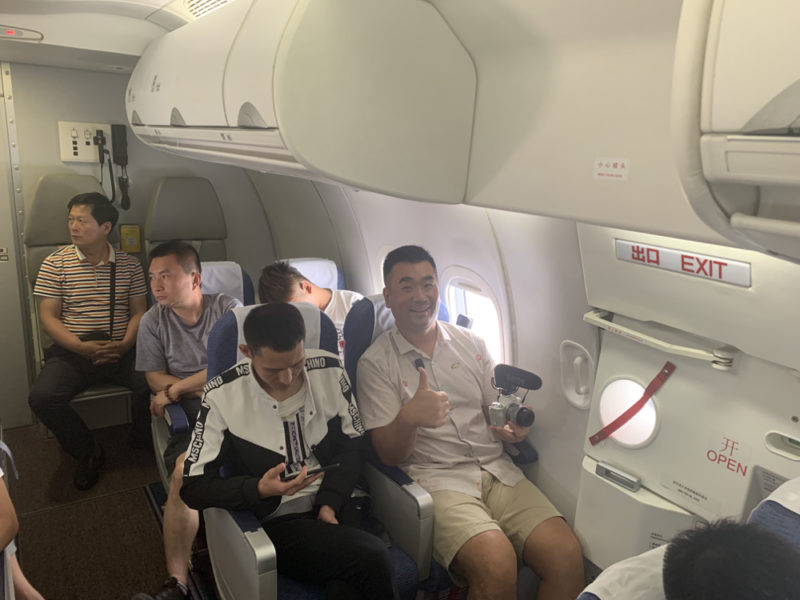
[583, 309, 734, 371]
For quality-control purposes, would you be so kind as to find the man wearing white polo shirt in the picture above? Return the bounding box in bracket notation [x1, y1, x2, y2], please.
[356, 245, 585, 600]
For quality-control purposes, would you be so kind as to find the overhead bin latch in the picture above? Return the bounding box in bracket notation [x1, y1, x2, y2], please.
[583, 309, 735, 371]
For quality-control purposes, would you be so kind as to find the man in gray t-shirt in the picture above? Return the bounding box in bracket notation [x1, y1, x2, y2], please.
[134, 242, 240, 600]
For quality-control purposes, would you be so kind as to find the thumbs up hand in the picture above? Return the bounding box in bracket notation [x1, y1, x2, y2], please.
[402, 366, 450, 428]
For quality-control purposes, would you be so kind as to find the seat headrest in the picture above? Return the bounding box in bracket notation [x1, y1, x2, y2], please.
[202, 261, 246, 304]
[206, 302, 338, 379]
[146, 177, 227, 241]
[285, 257, 343, 290]
[748, 476, 800, 552]
[25, 174, 117, 245]
[342, 293, 449, 393]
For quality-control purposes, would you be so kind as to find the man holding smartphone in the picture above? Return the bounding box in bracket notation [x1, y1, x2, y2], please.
[181, 303, 399, 599]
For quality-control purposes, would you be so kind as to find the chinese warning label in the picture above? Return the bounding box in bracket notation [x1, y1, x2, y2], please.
[593, 157, 630, 181]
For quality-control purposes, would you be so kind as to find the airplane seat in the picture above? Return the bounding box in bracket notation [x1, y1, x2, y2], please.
[284, 257, 344, 290]
[143, 175, 254, 487]
[342, 293, 540, 595]
[203, 302, 418, 600]
[342, 293, 449, 396]
[205, 303, 338, 382]
[151, 260, 255, 488]
[747, 476, 800, 553]
[144, 176, 227, 261]
[576, 475, 800, 600]
[200, 260, 255, 306]
[24, 174, 133, 434]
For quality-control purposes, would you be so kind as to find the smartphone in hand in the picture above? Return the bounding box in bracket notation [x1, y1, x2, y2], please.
[280, 463, 341, 482]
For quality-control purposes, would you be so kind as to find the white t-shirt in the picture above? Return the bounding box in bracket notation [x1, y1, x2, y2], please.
[324, 289, 363, 330]
[275, 382, 322, 508]
[582, 545, 667, 600]
[324, 289, 363, 358]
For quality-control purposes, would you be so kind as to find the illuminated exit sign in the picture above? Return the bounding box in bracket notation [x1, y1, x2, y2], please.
[615, 239, 751, 287]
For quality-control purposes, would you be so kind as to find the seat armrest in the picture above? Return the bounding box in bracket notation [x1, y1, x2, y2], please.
[364, 462, 434, 581]
[506, 440, 539, 465]
[204, 507, 278, 600]
[164, 403, 191, 434]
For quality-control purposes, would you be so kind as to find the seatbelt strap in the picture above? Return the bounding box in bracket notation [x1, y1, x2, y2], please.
[589, 361, 676, 446]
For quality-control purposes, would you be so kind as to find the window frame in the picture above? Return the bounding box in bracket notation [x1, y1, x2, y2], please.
[440, 265, 508, 364]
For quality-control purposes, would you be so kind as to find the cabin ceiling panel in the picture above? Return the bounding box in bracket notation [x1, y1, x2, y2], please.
[0, 13, 168, 61]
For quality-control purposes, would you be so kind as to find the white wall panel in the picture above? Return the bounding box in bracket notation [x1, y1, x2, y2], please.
[488, 210, 595, 522]
[0, 76, 34, 427]
[247, 172, 344, 284]
[11, 63, 272, 282]
[579, 224, 800, 372]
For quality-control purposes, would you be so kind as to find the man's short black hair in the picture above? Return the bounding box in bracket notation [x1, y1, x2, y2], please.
[67, 192, 118, 228]
[382, 245, 437, 286]
[258, 261, 306, 304]
[663, 519, 800, 600]
[149, 240, 201, 275]
[243, 303, 306, 353]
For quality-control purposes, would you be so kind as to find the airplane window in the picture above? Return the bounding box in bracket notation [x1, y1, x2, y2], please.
[598, 378, 658, 447]
[445, 279, 504, 364]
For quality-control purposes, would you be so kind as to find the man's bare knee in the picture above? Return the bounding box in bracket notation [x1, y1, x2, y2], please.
[453, 529, 517, 592]
[524, 517, 584, 584]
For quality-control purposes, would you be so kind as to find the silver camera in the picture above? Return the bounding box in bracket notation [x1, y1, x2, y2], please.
[488, 364, 541, 428]
[488, 396, 535, 428]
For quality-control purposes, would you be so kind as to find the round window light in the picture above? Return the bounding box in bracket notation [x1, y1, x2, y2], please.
[598, 378, 658, 447]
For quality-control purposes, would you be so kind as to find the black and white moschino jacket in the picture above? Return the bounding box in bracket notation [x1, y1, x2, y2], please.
[180, 348, 366, 522]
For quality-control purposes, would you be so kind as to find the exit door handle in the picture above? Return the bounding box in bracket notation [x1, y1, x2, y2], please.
[583, 310, 735, 370]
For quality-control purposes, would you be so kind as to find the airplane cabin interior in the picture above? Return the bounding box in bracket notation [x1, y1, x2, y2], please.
[0, 0, 798, 599]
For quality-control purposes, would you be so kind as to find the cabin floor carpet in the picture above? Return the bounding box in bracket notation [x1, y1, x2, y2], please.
[4, 424, 167, 600]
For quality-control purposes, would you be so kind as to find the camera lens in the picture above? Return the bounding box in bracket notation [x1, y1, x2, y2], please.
[508, 404, 534, 428]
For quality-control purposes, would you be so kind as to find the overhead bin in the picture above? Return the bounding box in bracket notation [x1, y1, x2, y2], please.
[125, 0, 477, 204]
[673, 0, 800, 262]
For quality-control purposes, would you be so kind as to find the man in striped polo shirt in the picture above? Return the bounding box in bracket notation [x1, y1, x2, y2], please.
[29, 192, 150, 490]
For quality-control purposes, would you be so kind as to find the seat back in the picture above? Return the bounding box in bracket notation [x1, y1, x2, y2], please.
[207, 303, 338, 379]
[748, 475, 800, 552]
[285, 257, 344, 290]
[24, 174, 121, 358]
[342, 293, 449, 396]
[145, 177, 227, 261]
[200, 261, 255, 305]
